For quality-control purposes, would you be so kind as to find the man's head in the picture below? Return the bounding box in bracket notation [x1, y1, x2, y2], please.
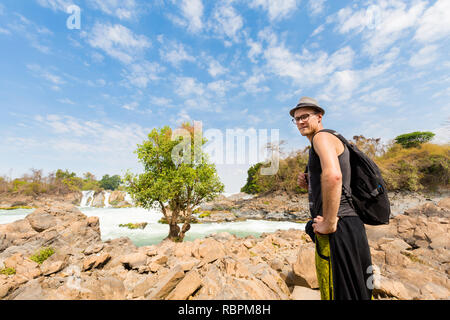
[289, 97, 324, 137]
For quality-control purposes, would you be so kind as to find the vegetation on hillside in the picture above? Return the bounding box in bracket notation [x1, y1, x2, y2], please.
[0, 169, 124, 197]
[241, 132, 449, 194]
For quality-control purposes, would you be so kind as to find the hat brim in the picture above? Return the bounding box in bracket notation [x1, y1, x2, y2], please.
[289, 103, 325, 117]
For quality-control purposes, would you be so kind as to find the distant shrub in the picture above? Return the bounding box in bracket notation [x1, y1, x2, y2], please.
[394, 131, 435, 149]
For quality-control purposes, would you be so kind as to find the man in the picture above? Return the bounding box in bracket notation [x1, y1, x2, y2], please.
[291, 97, 373, 300]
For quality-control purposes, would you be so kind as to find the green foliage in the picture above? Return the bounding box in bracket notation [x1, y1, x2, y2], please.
[119, 222, 148, 229]
[240, 163, 263, 194]
[1, 169, 121, 196]
[0, 206, 34, 210]
[394, 131, 435, 149]
[56, 169, 76, 180]
[376, 143, 449, 191]
[81, 179, 101, 192]
[198, 211, 211, 218]
[240, 147, 309, 195]
[99, 174, 122, 191]
[29, 247, 55, 264]
[0, 267, 16, 276]
[240, 132, 448, 194]
[125, 124, 224, 241]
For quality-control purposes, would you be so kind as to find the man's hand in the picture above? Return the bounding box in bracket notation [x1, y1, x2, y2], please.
[297, 172, 308, 189]
[312, 215, 338, 235]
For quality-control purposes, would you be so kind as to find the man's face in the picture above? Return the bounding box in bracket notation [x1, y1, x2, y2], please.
[293, 107, 321, 136]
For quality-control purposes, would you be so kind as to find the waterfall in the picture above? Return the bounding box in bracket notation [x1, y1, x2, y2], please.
[80, 190, 95, 207]
[125, 193, 135, 206]
[104, 191, 111, 208]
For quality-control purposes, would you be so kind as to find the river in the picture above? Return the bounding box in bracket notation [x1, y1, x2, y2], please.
[0, 207, 305, 246]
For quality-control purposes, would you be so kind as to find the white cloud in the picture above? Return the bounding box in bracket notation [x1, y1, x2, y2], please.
[246, 38, 263, 63]
[170, 0, 204, 33]
[319, 70, 360, 103]
[414, 0, 450, 43]
[88, 0, 139, 20]
[359, 87, 402, 107]
[207, 59, 228, 77]
[85, 22, 151, 64]
[0, 27, 11, 35]
[209, 2, 244, 43]
[27, 64, 66, 90]
[150, 96, 172, 107]
[243, 73, 270, 94]
[409, 45, 439, 67]
[207, 80, 235, 97]
[122, 102, 139, 111]
[175, 77, 205, 97]
[30, 114, 149, 157]
[311, 24, 325, 37]
[159, 41, 195, 67]
[7, 13, 52, 54]
[333, 0, 427, 56]
[122, 61, 164, 88]
[57, 98, 76, 105]
[308, 0, 326, 16]
[250, 0, 301, 21]
[36, 0, 73, 12]
[263, 42, 355, 86]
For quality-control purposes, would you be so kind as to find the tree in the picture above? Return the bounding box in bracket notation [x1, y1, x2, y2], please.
[99, 174, 122, 191]
[241, 163, 263, 194]
[125, 123, 224, 242]
[394, 131, 435, 149]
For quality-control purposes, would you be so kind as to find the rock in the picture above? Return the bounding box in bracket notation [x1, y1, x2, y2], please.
[120, 253, 147, 270]
[374, 276, 413, 300]
[420, 283, 449, 300]
[437, 197, 450, 210]
[91, 193, 105, 208]
[292, 243, 318, 288]
[145, 265, 185, 300]
[83, 243, 105, 256]
[82, 253, 111, 271]
[26, 211, 57, 232]
[290, 286, 321, 300]
[41, 260, 67, 276]
[4, 253, 41, 280]
[166, 269, 202, 300]
[196, 238, 225, 264]
[11, 279, 44, 300]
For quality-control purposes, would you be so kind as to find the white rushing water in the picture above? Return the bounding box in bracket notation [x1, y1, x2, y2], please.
[103, 191, 111, 208]
[80, 190, 95, 207]
[0, 207, 305, 247]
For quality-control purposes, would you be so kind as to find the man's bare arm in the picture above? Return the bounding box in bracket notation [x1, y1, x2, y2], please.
[312, 132, 342, 233]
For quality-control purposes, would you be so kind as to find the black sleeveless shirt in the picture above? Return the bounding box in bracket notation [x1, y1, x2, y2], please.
[307, 130, 357, 218]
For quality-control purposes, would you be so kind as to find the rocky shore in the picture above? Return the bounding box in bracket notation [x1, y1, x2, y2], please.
[195, 189, 450, 223]
[0, 197, 448, 300]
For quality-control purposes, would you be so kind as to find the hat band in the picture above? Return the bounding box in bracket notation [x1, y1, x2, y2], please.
[296, 102, 320, 109]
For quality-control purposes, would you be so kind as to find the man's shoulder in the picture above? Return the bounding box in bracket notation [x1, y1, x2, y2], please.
[313, 129, 340, 144]
[312, 130, 344, 154]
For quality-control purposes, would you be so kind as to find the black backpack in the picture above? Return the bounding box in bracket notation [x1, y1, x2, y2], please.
[313, 129, 391, 225]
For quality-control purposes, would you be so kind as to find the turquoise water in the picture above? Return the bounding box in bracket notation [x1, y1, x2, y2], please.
[0, 207, 305, 246]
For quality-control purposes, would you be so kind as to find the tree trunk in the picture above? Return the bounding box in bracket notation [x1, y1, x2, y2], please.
[178, 220, 191, 242]
[168, 223, 181, 240]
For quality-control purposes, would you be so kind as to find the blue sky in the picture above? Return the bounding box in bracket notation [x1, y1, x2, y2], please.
[0, 0, 449, 193]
